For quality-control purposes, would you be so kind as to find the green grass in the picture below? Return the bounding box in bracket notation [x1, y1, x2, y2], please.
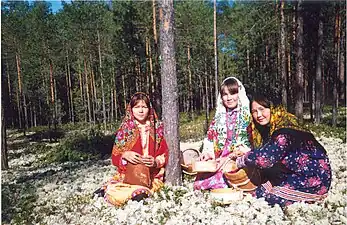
[41, 129, 114, 164]
[303, 106, 346, 142]
[179, 110, 215, 142]
[2, 182, 40, 224]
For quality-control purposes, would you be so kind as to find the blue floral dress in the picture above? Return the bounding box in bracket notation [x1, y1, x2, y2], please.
[236, 128, 332, 208]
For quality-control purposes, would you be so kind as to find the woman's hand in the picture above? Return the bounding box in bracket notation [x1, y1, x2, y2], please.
[199, 152, 214, 161]
[228, 152, 239, 160]
[122, 151, 142, 164]
[142, 155, 157, 168]
[236, 144, 251, 153]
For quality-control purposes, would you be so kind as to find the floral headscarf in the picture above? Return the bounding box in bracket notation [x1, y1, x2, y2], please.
[203, 77, 251, 156]
[112, 92, 164, 156]
[251, 105, 307, 148]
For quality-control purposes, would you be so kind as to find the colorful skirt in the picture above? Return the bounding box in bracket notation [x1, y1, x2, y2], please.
[104, 174, 164, 206]
[194, 159, 264, 191]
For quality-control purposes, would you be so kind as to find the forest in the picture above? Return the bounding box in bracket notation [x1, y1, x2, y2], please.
[2, 0, 345, 132]
[1, 1, 347, 224]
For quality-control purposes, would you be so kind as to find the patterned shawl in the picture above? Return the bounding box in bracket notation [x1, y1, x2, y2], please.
[112, 93, 164, 156]
[251, 105, 307, 148]
[203, 77, 251, 156]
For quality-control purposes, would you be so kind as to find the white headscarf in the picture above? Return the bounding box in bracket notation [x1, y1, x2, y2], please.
[203, 77, 251, 157]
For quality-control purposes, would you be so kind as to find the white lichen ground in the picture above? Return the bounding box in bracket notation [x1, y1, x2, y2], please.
[2, 134, 346, 225]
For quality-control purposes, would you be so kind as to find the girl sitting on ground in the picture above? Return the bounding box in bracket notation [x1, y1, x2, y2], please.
[232, 93, 332, 208]
[96, 92, 169, 206]
[194, 77, 258, 191]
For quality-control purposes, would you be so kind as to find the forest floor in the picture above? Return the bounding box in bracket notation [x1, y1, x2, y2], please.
[2, 127, 346, 225]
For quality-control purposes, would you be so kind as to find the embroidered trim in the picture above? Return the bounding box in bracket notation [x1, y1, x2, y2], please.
[262, 181, 327, 202]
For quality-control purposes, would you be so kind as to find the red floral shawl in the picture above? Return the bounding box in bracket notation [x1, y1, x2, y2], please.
[111, 93, 168, 179]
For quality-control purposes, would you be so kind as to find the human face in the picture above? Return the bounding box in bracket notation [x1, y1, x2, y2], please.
[221, 87, 239, 110]
[251, 101, 271, 126]
[132, 100, 149, 124]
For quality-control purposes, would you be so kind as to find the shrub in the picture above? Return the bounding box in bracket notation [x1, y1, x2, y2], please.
[42, 129, 114, 164]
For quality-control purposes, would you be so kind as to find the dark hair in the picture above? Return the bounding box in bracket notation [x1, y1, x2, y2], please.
[249, 93, 272, 109]
[130, 92, 150, 108]
[220, 78, 239, 95]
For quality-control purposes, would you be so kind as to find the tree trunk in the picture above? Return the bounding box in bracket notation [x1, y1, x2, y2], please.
[49, 61, 57, 134]
[214, 0, 219, 102]
[15, 53, 24, 132]
[90, 58, 96, 124]
[65, 63, 71, 122]
[209, 65, 214, 109]
[153, 0, 160, 96]
[315, 6, 323, 124]
[340, 26, 345, 103]
[187, 44, 194, 121]
[98, 29, 107, 132]
[84, 56, 92, 123]
[246, 48, 250, 77]
[5, 56, 13, 128]
[159, 0, 181, 185]
[122, 71, 127, 111]
[280, 0, 288, 108]
[332, 5, 340, 126]
[146, 37, 153, 94]
[295, 0, 304, 123]
[54, 78, 58, 126]
[204, 57, 210, 133]
[113, 66, 118, 121]
[33, 106, 37, 127]
[2, 65, 9, 170]
[1, 105, 9, 170]
[66, 50, 74, 123]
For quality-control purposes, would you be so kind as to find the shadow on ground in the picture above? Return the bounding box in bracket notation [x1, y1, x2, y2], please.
[27, 129, 65, 142]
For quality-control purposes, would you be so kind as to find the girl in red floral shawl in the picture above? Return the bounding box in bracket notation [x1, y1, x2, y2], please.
[100, 92, 168, 206]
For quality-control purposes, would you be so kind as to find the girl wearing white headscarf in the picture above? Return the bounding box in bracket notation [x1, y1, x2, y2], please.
[194, 77, 253, 190]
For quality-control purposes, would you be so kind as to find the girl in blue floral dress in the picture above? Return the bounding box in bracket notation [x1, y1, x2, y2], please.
[233, 94, 332, 208]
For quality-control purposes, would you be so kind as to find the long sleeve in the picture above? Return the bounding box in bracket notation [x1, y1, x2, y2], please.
[111, 145, 127, 171]
[234, 107, 251, 148]
[202, 137, 215, 156]
[238, 124, 251, 147]
[154, 138, 169, 168]
[236, 133, 292, 169]
[202, 118, 217, 157]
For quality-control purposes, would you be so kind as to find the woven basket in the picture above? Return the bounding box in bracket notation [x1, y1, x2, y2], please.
[224, 166, 264, 192]
[180, 148, 200, 175]
[210, 188, 243, 204]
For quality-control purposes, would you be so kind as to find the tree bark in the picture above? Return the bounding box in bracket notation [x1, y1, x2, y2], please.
[340, 26, 345, 103]
[280, 0, 288, 108]
[204, 56, 210, 133]
[15, 53, 24, 131]
[153, 0, 160, 96]
[332, 4, 341, 127]
[122, 70, 127, 111]
[50, 61, 57, 134]
[98, 29, 107, 132]
[2, 104, 9, 170]
[84, 56, 92, 123]
[65, 62, 71, 122]
[90, 57, 96, 124]
[159, 0, 181, 185]
[5, 55, 13, 128]
[78, 60, 86, 122]
[66, 50, 74, 123]
[187, 44, 194, 121]
[214, 0, 219, 102]
[2, 64, 9, 170]
[315, 6, 323, 124]
[295, 0, 304, 123]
